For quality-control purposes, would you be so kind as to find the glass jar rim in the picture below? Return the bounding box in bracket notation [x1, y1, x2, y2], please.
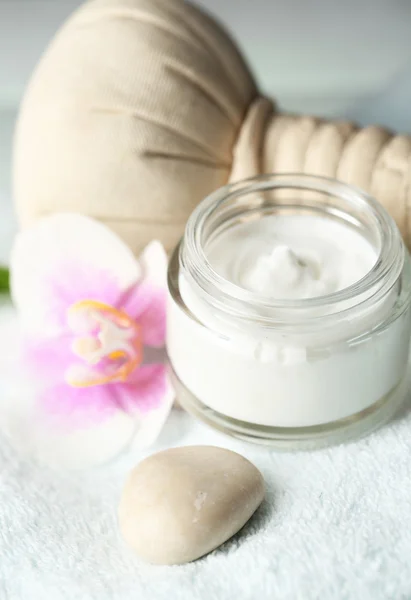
[180, 174, 405, 325]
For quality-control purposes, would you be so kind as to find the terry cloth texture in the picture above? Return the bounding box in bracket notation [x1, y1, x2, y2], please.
[0, 302, 411, 599]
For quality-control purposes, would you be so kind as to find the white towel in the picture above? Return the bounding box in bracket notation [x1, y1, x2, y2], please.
[0, 301, 411, 600]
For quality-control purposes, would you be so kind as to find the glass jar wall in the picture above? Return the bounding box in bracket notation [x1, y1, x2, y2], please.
[167, 175, 411, 449]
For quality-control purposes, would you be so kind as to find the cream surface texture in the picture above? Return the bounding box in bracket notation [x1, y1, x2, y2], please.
[207, 215, 376, 300]
[168, 215, 410, 427]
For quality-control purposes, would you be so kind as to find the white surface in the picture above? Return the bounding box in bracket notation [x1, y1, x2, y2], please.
[1, 299, 411, 599]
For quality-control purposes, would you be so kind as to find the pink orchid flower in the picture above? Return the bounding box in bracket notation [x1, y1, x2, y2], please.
[10, 213, 174, 468]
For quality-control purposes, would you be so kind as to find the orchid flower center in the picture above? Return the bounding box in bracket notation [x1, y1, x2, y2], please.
[65, 300, 143, 388]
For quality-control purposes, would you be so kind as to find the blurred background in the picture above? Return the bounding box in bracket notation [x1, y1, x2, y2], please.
[1, 0, 411, 262]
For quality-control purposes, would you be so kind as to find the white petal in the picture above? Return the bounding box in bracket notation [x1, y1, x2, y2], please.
[2, 399, 138, 470]
[139, 240, 168, 288]
[131, 375, 175, 449]
[11, 214, 141, 335]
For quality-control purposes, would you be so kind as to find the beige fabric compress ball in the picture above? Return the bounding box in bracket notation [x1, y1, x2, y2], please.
[14, 0, 256, 254]
[14, 0, 411, 251]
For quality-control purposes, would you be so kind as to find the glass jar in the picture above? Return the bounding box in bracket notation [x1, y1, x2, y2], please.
[167, 174, 411, 449]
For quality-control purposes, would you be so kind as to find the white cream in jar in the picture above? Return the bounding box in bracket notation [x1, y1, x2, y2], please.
[207, 215, 376, 300]
[167, 175, 411, 447]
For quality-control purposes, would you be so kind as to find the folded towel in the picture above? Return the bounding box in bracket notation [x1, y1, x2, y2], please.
[0, 301, 410, 600]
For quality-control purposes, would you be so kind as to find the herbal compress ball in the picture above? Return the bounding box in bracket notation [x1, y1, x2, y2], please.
[14, 0, 411, 252]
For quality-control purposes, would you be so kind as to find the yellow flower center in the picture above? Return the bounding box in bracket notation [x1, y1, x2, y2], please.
[65, 300, 143, 388]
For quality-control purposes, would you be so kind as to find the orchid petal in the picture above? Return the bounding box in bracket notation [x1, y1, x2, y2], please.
[113, 364, 169, 413]
[137, 288, 167, 348]
[114, 364, 174, 448]
[139, 240, 168, 288]
[120, 283, 166, 348]
[11, 214, 141, 336]
[3, 393, 137, 470]
[24, 334, 73, 384]
[40, 381, 120, 422]
[37, 366, 173, 462]
[132, 377, 175, 449]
